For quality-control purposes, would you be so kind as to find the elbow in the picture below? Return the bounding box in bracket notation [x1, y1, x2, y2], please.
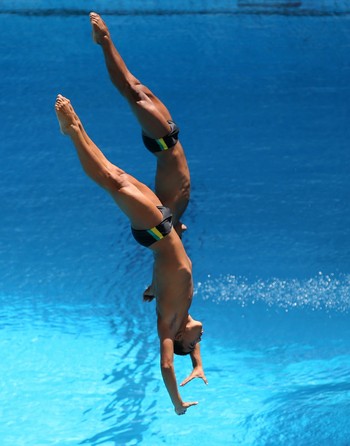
[161, 360, 174, 371]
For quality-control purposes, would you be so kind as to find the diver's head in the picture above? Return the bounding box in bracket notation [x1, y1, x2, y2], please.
[174, 315, 203, 356]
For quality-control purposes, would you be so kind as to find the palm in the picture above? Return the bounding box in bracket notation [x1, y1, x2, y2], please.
[180, 367, 208, 387]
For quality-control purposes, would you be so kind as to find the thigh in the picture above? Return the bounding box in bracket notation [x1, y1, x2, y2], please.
[126, 173, 162, 207]
[108, 171, 163, 230]
[127, 83, 173, 138]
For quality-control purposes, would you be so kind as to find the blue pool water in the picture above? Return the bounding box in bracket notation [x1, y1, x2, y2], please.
[1, 2, 350, 445]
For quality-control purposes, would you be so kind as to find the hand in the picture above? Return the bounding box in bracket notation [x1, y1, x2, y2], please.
[143, 284, 155, 302]
[180, 366, 208, 387]
[175, 401, 198, 415]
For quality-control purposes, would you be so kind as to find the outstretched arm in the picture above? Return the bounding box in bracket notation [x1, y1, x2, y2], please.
[180, 343, 208, 387]
[158, 320, 198, 415]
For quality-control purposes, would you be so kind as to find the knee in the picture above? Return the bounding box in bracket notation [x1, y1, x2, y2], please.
[120, 78, 140, 99]
[123, 81, 149, 104]
[100, 165, 129, 193]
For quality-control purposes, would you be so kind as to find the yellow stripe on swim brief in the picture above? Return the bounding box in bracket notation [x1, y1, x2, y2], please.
[147, 227, 164, 241]
[156, 138, 169, 151]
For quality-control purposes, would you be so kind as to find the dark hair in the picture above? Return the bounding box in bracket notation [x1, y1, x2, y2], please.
[173, 340, 191, 356]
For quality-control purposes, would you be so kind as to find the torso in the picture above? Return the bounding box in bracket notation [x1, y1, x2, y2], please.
[151, 230, 193, 330]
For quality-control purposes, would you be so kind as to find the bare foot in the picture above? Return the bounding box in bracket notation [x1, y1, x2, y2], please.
[90, 12, 110, 45]
[143, 285, 155, 303]
[54, 94, 79, 135]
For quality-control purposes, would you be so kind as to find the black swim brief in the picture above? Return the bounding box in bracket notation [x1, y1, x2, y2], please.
[142, 120, 180, 153]
[131, 206, 173, 247]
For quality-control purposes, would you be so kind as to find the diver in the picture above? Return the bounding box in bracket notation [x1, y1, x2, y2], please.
[55, 94, 207, 415]
[89, 12, 191, 303]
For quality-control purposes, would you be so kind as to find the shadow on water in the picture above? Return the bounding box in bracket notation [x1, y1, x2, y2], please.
[81, 245, 162, 445]
[241, 380, 350, 445]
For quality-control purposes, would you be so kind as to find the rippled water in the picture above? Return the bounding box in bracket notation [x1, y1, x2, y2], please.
[1, 274, 350, 445]
[1, 3, 350, 445]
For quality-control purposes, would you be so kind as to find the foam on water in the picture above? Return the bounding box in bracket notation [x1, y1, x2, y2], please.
[197, 272, 350, 312]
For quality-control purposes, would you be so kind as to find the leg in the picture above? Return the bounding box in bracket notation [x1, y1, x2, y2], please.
[54, 95, 163, 230]
[89, 12, 190, 232]
[89, 12, 170, 138]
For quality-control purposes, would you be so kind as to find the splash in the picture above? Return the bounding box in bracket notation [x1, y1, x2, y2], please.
[196, 272, 350, 312]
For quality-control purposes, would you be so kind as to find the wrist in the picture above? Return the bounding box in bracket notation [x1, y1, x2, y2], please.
[173, 397, 183, 409]
[174, 403, 184, 412]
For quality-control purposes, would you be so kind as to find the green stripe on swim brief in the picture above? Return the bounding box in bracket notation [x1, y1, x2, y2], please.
[156, 138, 168, 151]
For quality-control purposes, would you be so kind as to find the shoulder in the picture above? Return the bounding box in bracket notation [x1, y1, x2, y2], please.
[157, 311, 179, 339]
